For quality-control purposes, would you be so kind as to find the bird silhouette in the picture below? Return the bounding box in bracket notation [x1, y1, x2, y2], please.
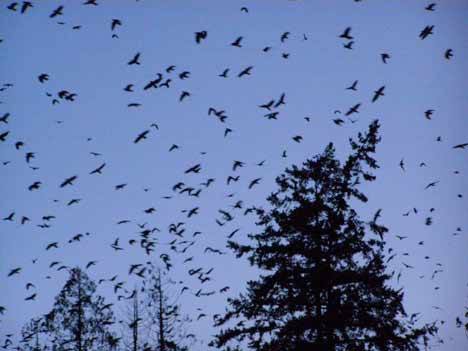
[90, 163, 106, 175]
[111, 19, 122, 31]
[231, 36, 243, 47]
[280, 32, 290, 42]
[346, 80, 358, 91]
[381, 53, 390, 63]
[134, 130, 149, 144]
[444, 49, 453, 60]
[7, 267, 21, 277]
[24, 293, 37, 301]
[0, 113, 9, 124]
[425, 109, 434, 120]
[0, 131, 10, 142]
[343, 41, 354, 50]
[28, 181, 41, 191]
[219, 68, 229, 78]
[248, 178, 262, 189]
[339, 27, 353, 40]
[38, 73, 49, 83]
[238, 66, 253, 77]
[179, 91, 190, 102]
[424, 180, 439, 190]
[195, 31, 207, 44]
[372, 86, 385, 102]
[127, 52, 141, 65]
[60, 175, 78, 187]
[419, 25, 434, 40]
[345, 103, 361, 116]
[452, 142, 468, 149]
[20, 1, 33, 14]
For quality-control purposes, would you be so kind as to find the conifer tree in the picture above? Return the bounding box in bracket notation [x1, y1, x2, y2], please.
[22, 267, 118, 351]
[213, 120, 438, 351]
[142, 263, 191, 351]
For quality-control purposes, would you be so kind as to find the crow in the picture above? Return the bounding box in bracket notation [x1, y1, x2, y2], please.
[60, 175, 78, 188]
[134, 130, 149, 144]
[90, 163, 106, 175]
[339, 27, 353, 40]
[195, 30, 207, 44]
[238, 66, 253, 77]
[127, 52, 141, 65]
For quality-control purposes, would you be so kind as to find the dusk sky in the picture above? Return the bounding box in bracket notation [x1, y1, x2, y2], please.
[1, 1, 467, 350]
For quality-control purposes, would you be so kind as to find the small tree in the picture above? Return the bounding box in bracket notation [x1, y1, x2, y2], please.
[23, 267, 118, 351]
[142, 263, 191, 351]
[119, 287, 144, 351]
[20, 316, 51, 351]
[212, 120, 438, 350]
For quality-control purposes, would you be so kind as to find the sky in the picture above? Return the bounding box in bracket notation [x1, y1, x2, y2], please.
[1, 0, 467, 350]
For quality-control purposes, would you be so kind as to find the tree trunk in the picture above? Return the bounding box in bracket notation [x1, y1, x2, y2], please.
[77, 270, 83, 351]
[157, 271, 165, 351]
[133, 290, 139, 351]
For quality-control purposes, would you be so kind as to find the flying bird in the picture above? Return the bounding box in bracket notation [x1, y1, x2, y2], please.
[452, 143, 468, 149]
[38, 74, 49, 83]
[8, 267, 21, 277]
[419, 25, 434, 40]
[339, 27, 353, 40]
[134, 130, 149, 144]
[343, 41, 354, 50]
[346, 80, 358, 91]
[424, 109, 434, 120]
[345, 103, 361, 116]
[49, 5, 64, 18]
[60, 175, 78, 188]
[219, 68, 229, 78]
[179, 91, 191, 102]
[248, 178, 262, 189]
[444, 49, 453, 60]
[231, 36, 243, 47]
[127, 52, 141, 65]
[20, 1, 33, 14]
[381, 53, 390, 63]
[111, 19, 122, 31]
[195, 30, 207, 44]
[238, 66, 253, 78]
[90, 163, 106, 175]
[372, 86, 385, 102]
[424, 180, 439, 190]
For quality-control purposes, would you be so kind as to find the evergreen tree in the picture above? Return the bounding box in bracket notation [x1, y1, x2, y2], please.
[20, 316, 51, 351]
[142, 263, 191, 351]
[212, 121, 438, 351]
[26, 267, 118, 351]
[119, 287, 144, 351]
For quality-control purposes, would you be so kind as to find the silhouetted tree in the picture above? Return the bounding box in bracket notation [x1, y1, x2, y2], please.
[213, 120, 438, 350]
[119, 287, 144, 351]
[20, 316, 50, 351]
[22, 267, 118, 351]
[142, 263, 191, 351]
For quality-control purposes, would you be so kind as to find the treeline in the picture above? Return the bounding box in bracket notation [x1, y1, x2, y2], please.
[20, 263, 191, 351]
[17, 121, 444, 351]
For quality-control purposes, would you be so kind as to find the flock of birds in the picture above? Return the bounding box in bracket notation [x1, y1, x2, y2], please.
[1, 1, 467, 350]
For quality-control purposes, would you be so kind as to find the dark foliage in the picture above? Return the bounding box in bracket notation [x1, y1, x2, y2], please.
[212, 121, 438, 351]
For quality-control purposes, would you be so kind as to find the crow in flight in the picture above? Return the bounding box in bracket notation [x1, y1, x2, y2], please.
[195, 31, 207, 44]
[134, 130, 149, 144]
[127, 52, 141, 65]
[60, 175, 78, 188]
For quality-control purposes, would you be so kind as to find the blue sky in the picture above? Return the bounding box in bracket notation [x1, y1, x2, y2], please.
[1, 1, 467, 350]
